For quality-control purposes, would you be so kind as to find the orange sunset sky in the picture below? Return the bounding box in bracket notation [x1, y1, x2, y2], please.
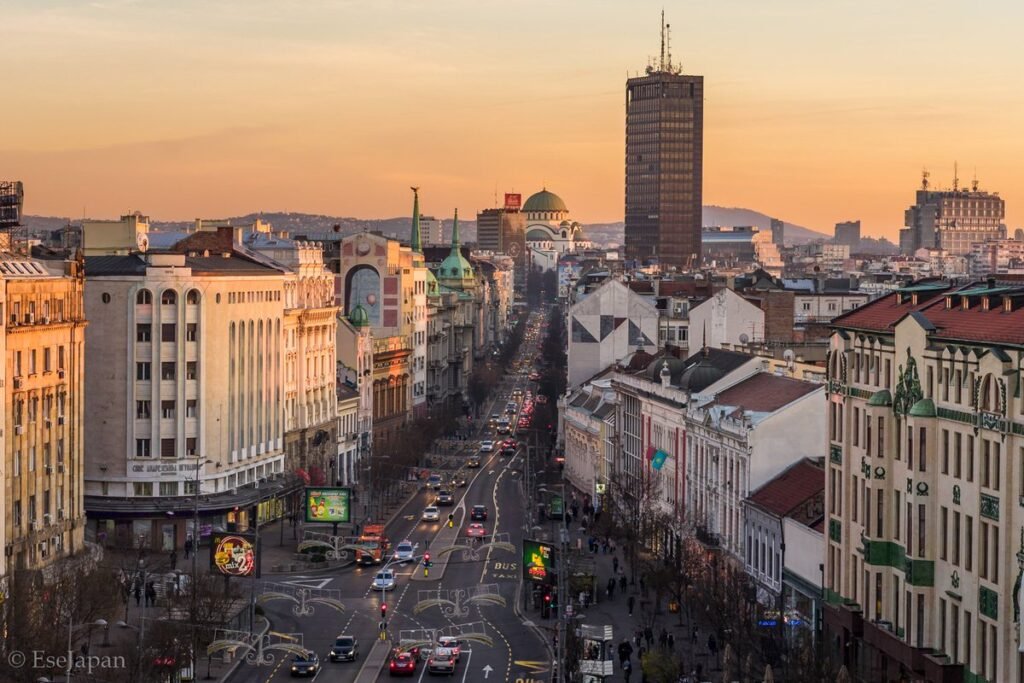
[3, 0, 1023, 239]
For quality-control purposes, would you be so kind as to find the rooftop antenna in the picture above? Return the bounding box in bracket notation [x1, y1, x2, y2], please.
[660, 8, 666, 72]
[972, 167, 979, 192]
[953, 161, 959, 191]
[921, 168, 930, 191]
[666, 21, 673, 73]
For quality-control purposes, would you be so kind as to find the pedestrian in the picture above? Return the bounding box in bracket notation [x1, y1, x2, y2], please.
[634, 629, 642, 648]
[607, 577, 616, 599]
[145, 581, 156, 607]
[644, 626, 653, 648]
[169, 549, 177, 569]
[707, 633, 717, 657]
[618, 640, 633, 665]
[691, 626, 698, 645]
[667, 632, 675, 651]
[638, 644, 646, 661]
[659, 629, 668, 649]
[619, 575, 627, 593]
[612, 555, 619, 574]
[184, 536, 193, 559]
[639, 574, 646, 595]
[628, 595, 635, 617]
[133, 583, 141, 607]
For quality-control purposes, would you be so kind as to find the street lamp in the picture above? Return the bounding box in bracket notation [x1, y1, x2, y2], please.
[65, 619, 108, 682]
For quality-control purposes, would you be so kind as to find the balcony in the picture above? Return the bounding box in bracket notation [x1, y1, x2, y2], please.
[695, 525, 720, 548]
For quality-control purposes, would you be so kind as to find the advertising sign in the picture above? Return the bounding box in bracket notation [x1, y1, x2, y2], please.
[504, 193, 522, 210]
[523, 539, 557, 585]
[210, 533, 258, 577]
[304, 487, 352, 524]
[548, 495, 564, 519]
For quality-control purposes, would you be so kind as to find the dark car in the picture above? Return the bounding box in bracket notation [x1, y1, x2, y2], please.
[329, 635, 358, 662]
[449, 475, 467, 488]
[467, 456, 481, 468]
[471, 505, 488, 521]
[290, 651, 320, 677]
[389, 651, 418, 676]
[436, 490, 454, 506]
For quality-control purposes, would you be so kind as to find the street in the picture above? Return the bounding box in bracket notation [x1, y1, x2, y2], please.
[229, 313, 551, 683]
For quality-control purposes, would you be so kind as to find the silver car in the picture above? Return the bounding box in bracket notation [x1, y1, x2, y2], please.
[372, 570, 396, 591]
[422, 506, 440, 522]
[393, 541, 415, 563]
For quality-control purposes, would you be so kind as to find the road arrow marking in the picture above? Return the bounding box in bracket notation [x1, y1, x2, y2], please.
[404, 514, 417, 521]
[280, 577, 333, 590]
[514, 660, 550, 673]
[482, 664, 493, 679]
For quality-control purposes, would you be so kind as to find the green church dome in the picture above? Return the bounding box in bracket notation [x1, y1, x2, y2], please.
[348, 303, 370, 327]
[523, 189, 568, 213]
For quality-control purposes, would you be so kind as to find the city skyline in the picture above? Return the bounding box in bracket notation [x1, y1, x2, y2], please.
[4, 0, 1023, 238]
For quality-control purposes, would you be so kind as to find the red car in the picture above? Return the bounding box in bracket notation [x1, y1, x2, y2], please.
[389, 651, 418, 676]
[465, 523, 487, 537]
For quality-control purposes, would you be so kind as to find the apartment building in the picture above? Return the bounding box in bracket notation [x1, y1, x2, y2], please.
[825, 279, 1024, 682]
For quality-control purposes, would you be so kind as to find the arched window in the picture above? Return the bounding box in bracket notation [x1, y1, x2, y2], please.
[186, 290, 200, 305]
[137, 289, 152, 305]
[561, 230, 567, 239]
[161, 290, 177, 305]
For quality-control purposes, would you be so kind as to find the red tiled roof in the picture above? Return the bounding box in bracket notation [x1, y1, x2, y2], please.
[712, 373, 819, 413]
[747, 459, 824, 519]
[830, 287, 949, 332]
[915, 294, 1024, 346]
[658, 281, 710, 297]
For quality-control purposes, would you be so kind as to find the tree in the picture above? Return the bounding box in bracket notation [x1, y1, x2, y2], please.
[641, 648, 681, 683]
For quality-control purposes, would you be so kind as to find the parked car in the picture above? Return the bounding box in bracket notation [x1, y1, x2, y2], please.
[373, 570, 396, 591]
[389, 651, 418, 676]
[329, 635, 358, 662]
[470, 505, 488, 521]
[290, 651, 320, 677]
[393, 541, 415, 563]
[422, 506, 440, 522]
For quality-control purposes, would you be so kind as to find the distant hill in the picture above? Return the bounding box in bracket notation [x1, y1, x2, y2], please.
[23, 205, 830, 247]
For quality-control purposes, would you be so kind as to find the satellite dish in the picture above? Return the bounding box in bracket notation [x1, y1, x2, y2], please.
[739, 333, 749, 344]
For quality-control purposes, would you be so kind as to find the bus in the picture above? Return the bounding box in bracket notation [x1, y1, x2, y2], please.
[356, 523, 389, 565]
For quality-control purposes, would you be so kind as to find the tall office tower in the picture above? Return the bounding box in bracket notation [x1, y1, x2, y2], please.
[624, 14, 703, 269]
[901, 170, 1006, 255]
[419, 216, 443, 246]
[770, 218, 785, 247]
[476, 194, 526, 259]
[834, 220, 861, 250]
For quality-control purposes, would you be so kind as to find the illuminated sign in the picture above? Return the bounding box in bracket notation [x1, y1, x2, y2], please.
[504, 193, 522, 210]
[304, 487, 352, 524]
[210, 533, 258, 577]
[522, 539, 556, 585]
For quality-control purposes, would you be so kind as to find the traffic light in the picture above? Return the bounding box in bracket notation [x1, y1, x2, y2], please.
[423, 552, 431, 567]
[541, 591, 552, 619]
[380, 603, 387, 619]
[447, 513, 454, 528]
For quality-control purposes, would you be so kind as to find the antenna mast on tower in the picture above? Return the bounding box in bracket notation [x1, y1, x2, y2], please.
[659, 9, 666, 72]
[921, 169, 930, 191]
[953, 161, 959, 191]
[972, 168, 979, 192]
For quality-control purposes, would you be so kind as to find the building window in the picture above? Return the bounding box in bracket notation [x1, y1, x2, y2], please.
[186, 323, 198, 342]
[133, 482, 153, 496]
[186, 399, 198, 418]
[965, 516, 973, 572]
[159, 481, 178, 496]
[917, 504, 926, 556]
[162, 323, 176, 342]
[137, 323, 151, 342]
[136, 290, 152, 305]
[161, 438, 176, 458]
[136, 362, 151, 381]
[161, 290, 177, 305]
[43, 348, 52, 372]
[186, 438, 197, 456]
[184, 480, 198, 495]
[186, 290, 200, 305]
[58, 345, 65, 370]
[941, 507, 948, 560]
[161, 400, 175, 419]
[186, 361, 198, 380]
[135, 439, 151, 458]
[136, 400, 151, 419]
[161, 362, 176, 380]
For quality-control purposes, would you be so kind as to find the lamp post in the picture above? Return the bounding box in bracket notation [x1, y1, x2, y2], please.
[64, 620, 107, 682]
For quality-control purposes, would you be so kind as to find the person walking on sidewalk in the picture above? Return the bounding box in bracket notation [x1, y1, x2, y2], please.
[618, 640, 633, 666]
[659, 628, 668, 649]
[619, 574, 627, 594]
[627, 594, 635, 617]
[644, 626, 653, 648]
[606, 577, 616, 599]
[612, 555, 619, 574]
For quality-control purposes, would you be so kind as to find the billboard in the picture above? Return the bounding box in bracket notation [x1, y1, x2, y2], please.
[304, 487, 352, 524]
[210, 533, 258, 577]
[523, 539, 557, 585]
[504, 193, 522, 211]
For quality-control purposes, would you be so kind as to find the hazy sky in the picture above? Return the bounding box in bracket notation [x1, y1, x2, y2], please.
[4, 0, 1023, 237]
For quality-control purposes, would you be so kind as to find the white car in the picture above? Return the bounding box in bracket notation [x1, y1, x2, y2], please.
[422, 506, 440, 522]
[372, 570, 396, 591]
[393, 541, 415, 563]
[480, 440, 495, 453]
[436, 637, 462, 661]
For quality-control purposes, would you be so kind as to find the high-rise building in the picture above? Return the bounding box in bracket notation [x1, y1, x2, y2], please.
[900, 173, 1005, 255]
[419, 216, 443, 246]
[624, 16, 703, 268]
[834, 220, 861, 250]
[770, 218, 785, 247]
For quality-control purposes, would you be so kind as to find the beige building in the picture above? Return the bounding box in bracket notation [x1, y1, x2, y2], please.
[82, 223, 293, 551]
[337, 312, 373, 488]
[825, 280, 1024, 682]
[2, 252, 87, 574]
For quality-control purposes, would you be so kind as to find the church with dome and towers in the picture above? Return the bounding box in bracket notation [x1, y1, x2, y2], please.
[521, 188, 590, 272]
